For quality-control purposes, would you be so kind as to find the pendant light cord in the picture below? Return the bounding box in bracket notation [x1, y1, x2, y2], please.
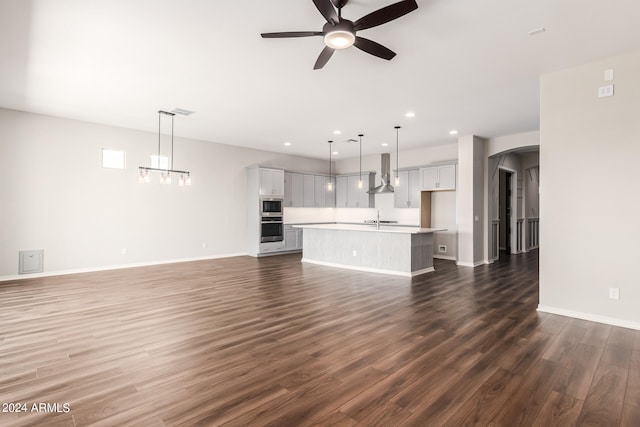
[329, 140, 332, 179]
[157, 112, 161, 166]
[358, 134, 363, 185]
[395, 126, 401, 182]
[171, 114, 174, 171]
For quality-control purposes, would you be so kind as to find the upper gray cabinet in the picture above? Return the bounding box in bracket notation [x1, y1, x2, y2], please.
[284, 172, 304, 207]
[259, 168, 284, 196]
[420, 164, 456, 191]
[285, 172, 336, 208]
[394, 169, 420, 208]
[335, 172, 375, 208]
[336, 176, 348, 207]
[303, 174, 315, 207]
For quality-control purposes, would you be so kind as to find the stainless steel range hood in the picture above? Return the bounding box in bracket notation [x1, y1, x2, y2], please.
[368, 153, 394, 194]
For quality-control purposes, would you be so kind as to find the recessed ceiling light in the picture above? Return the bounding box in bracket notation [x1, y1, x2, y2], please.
[405, 112, 416, 118]
[449, 130, 458, 135]
[333, 130, 342, 135]
[332, 151, 339, 155]
[283, 142, 291, 146]
[382, 143, 389, 147]
[528, 27, 546, 36]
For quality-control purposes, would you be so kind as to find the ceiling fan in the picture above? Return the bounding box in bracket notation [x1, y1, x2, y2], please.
[261, 0, 419, 70]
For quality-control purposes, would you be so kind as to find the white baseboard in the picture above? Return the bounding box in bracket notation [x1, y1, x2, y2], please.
[0, 252, 247, 283]
[537, 305, 640, 331]
[433, 254, 456, 261]
[456, 260, 486, 268]
[300, 258, 435, 277]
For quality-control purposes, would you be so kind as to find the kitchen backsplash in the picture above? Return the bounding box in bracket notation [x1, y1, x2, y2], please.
[283, 194, 420, 226]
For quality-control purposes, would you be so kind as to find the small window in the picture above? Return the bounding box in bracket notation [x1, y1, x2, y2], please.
[150, 155, 169, 169]
[102, 149, 126, 169]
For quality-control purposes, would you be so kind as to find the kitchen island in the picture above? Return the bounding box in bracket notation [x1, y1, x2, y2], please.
[293, 224, 447, 277]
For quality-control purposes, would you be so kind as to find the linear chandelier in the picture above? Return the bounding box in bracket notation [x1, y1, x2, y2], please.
[138, 110, 191, 186]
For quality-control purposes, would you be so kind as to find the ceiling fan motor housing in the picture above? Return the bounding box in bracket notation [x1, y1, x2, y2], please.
[323, 20, 356, 49]
[331, 0, 350, 9]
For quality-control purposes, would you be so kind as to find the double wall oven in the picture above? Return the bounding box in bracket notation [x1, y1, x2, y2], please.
[260, 197, 283, 243]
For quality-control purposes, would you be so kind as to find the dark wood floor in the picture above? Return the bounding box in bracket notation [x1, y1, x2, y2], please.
[1, 250, 638, 426]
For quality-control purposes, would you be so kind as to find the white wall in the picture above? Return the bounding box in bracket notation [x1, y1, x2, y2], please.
[539, 50, 640, 328]
[0, 108, 328, 278]
[487, 131, 539, 157]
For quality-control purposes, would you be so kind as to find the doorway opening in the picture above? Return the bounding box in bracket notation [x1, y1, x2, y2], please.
[499, 169, 513, 254]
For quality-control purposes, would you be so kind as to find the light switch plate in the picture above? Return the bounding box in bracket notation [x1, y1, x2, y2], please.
[604, 69, 614, 81]
[609, 287, 620, 300]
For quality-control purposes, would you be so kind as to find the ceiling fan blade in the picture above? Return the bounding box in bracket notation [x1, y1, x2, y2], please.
[261, 31, 323, 38]
[313, 0, 339, 24]
[353, 0, 418, 31]
[354, 36, 396, 60]
[314, 46, 335, 70]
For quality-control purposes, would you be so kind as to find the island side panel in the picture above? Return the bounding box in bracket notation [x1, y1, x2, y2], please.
[302, 228, 413, 274]
[411, 233, 435, 271]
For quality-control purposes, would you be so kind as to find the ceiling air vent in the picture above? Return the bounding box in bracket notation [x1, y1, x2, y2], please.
[170, 108, 195, 116]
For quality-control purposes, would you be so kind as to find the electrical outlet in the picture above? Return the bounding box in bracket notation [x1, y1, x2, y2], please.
[609, 287, 620, 300]
[121, 248, 127, 255]
[598, 85, 614, 98]
[352, 250, 357, 257]
[439, 245, 447, 253]
[202, 242, 207, 249]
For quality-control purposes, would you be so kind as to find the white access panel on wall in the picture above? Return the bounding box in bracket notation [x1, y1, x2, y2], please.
[19, 250, 44, 274]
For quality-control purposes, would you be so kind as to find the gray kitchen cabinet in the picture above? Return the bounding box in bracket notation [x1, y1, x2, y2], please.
[394, 169, 421, 208]
[420, 164, 456, 191]
[335, 172, 375, 208]
[314, 175, 326, 207]
[284, 225, 303, 251]
[336, 176, 348, 207]
[284, 172, 304, 207]
[259, 168, 284, 196]
[284, 172, 292, 207]
[303, 174, 315, 207]
[325, 177, 336, 207]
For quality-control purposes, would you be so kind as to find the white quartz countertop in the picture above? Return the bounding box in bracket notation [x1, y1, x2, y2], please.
[293, 223, 447, 234]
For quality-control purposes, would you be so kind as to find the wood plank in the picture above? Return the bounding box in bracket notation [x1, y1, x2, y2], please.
[576, 364, 627, 426]
[533, 390, 584, 426]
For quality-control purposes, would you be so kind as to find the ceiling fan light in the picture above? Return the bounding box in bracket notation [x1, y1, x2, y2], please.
[324, 30, 355, 49]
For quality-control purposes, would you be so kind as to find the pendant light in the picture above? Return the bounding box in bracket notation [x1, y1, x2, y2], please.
[394, 126, 401, 186]
[327, 140, 333, 191]
[138, 110, 191, 186]
[358, 134, 364, 189]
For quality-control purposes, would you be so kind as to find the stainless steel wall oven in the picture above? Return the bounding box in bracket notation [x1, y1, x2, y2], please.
[260, 216, 283, 242]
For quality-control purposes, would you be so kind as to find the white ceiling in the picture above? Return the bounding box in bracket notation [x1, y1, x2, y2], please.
[1, 0, 640, 160]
